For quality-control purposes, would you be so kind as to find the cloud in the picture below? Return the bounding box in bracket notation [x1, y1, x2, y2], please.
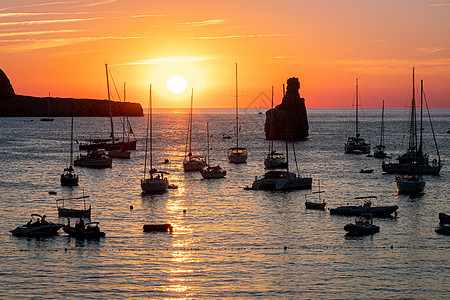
[73, 0, 116, 8]
[0, 35, 143, 52]
[428, 2, 450, 7]
[131, 14, 167, 18]
[124, 56, 214, 66]
[0, 29, 80, 38]
[415, 46, 447, 55]
[0, 12, 88, 18]
[177, 19, 225, 27]
[0, 1, 81, 12]
[0, 17, 101, 26]
[192, 33, 294, 40]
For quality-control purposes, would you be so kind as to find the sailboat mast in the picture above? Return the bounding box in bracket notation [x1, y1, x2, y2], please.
[123, 82, 126, 144]
[355, 78, 359, 136]
[235, 63, 239, 149]
[380, 100, 385, 146]
[105, 64, 115, 144]
[70, 115, 74, 167]
[409, 68, 417, 152]
[143, 85, 151, 180]
[188, 88, 193, 155]
[206, 122, 210, 166]
[149, 85, 153, 170]
[419, 79, 423, 155]
[269, 86, 274, 153]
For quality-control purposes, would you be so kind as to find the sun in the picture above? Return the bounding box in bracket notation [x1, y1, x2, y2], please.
[166, 75, 187, 94]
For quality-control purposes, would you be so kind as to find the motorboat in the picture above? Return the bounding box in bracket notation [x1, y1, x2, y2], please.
[330, 196, 398, 218]
[201, 122, 226, 179]
[201, 165, 226, 179]
[344, 79, 371, 154]
[395, 173, 425, 195]
[435, 213, 450, 235]
[344, 213, 380, 236]
[251, 170, 312, 191]
[56, 195, 91, 218]
[74, 149, 112, 168]
[10, 214, 63, 237]
[63, 220, 105, 239]
[305, 180, 326, 210]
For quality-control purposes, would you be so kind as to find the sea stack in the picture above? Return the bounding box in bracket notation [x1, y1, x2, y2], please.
[265, 77, 309, 140]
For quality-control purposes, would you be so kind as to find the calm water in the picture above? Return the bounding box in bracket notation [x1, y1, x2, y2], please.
[0, 108, 449, 299]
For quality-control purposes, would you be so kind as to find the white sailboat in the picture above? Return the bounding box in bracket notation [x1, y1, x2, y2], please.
[141, 84, 169, 194]
[61, 107, 79, 186]
[228, 63, 248, 164]
[373, 100, 387, 158]
[264, 86, 287, 169]
[344, 78, 371, 154]
[183, 88, 206, 172]
[201, 122, 226, 179]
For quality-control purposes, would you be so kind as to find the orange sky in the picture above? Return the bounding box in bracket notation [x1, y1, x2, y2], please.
[1, 0, 449, 108]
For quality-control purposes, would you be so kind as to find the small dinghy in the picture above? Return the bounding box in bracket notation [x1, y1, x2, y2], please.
[63, 219, 105, 239]
[143, 223, 173, 233]
[359, 168, 374, 173]
[10, 214, 63, 237]
[305, 180, 326, 210]
[344, 213, 379, 236]
[435, 213, 450, 235]
[330, 196, 398, 218]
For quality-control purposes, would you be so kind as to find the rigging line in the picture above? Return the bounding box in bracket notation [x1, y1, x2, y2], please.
[422, 87, 441, 162]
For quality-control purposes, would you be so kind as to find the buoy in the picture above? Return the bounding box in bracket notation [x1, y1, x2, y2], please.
[183, 209, 186, 213]
[48, 191, 57, 195]
[130, 205, 134, 210]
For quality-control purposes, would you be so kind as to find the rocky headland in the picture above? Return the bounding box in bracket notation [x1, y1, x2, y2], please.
[264, 77, 309, 140]
[0, 69, 143, 117]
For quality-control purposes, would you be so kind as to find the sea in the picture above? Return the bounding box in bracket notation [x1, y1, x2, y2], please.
[0, 107, 449, 299]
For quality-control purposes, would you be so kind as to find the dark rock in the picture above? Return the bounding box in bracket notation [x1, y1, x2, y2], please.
[265, 77, 309, 140]
[0, 68, 143, 117]
[0, 69, 15, 97]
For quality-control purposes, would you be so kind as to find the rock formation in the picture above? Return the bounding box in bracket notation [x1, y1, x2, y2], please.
[264, 77, 309, 140]
[0, 68, 143, 117]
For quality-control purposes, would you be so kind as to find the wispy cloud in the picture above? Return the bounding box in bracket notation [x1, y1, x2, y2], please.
[177, 19, 225, 27]
[416, 46, 447, 55]
[125, 56, 214, 66]
[0, 17, 101, 26]
[428, 2, 450, 7]
[192, 33, 294, 40]
[131, 14, 167, 18]
[0, 29, 80, 38]
[0, 12, 88, 18]
[73, 0, 116, 8]
[0, 1, 81, 12]
[0, 35, 143, 52]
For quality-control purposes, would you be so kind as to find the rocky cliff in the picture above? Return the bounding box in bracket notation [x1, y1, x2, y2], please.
[0, 69, 143, 117]
[264, 77, 309, 140]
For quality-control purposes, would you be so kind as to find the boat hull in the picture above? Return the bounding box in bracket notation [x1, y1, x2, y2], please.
[183, 160, 206, 172]
[141, 178, 169, 194]
[382, 162, 441, 175]
[330, 205, 398, 218]
[201, 167, 226, 179]
[60, 173, 79, 186]
[344, 223, 380, 236]
[252, 176, 312, 191]
[305, 201, 326, 210]
[74, 157, 112, 168]
[63, 225, 105, 239]
[228, 148, 247, 164]
[58, 207, 91, 218]
[10, 223, 63, 237]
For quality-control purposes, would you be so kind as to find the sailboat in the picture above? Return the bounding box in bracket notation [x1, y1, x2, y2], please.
[79, 65, 137, 151]
[373, 100, 387, 158]
[250, 132, 312, 191]
[141, 84, 169, 194]
[264, 86, 287, 169]
[201, 122, 226, 179]
[228, 63, 248, 164]
[382, 69, 442, 175]
[183, 88, 206, 172]
[61, 107, 79, 186]
[108, 81, 131, 159]
[305, 180, 326, 210]
[344, 78, 371, 154]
